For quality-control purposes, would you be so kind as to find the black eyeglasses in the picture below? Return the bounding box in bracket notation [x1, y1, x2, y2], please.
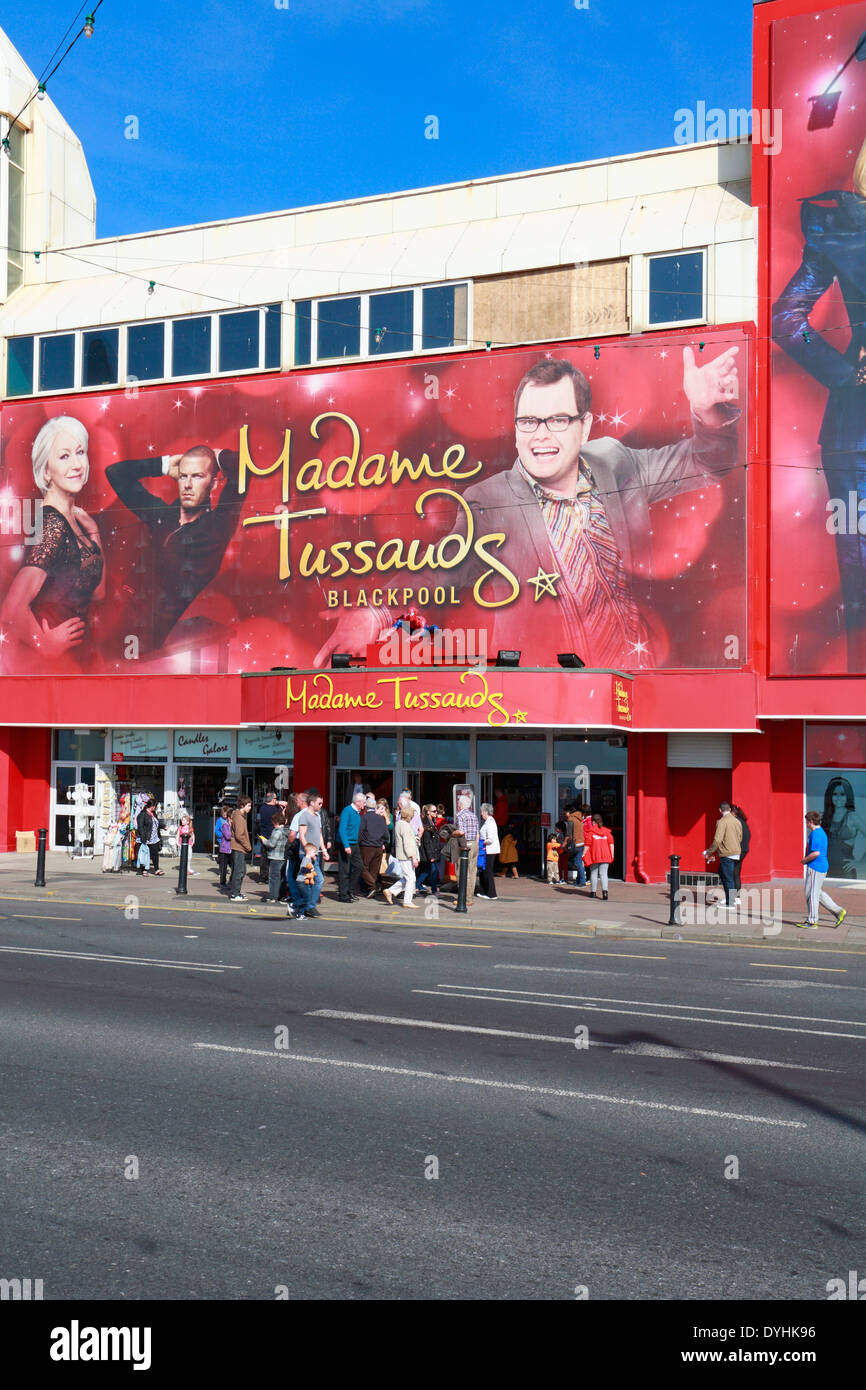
[515, 414, 583, 433]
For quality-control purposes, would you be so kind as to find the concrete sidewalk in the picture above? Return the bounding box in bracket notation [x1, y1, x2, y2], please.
[3, 850, 866, 951]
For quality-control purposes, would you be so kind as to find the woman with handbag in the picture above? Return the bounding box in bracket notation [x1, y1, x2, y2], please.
[384, 806, 419, 908]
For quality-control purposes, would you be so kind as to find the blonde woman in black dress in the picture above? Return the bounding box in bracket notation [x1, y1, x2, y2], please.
[1, 417, 105, 666]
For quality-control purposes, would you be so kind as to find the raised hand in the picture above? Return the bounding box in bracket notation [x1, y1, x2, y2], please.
[682, 345, 740, 428]
[40, 616, 85, 656]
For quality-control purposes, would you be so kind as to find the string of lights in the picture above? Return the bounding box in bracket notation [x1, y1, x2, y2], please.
[1, 2, 102, 155]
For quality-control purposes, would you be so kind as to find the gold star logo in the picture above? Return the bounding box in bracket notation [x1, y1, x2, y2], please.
[527, 567, 560, 600]
[514, 709, 527, 724]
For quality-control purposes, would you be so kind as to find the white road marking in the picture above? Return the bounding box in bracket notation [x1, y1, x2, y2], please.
[306, 1009, 834, 1072]
[431, 983, 866, 1028]
[191, 1043, 807, 1128]
[411, 989, 866, 1040]
[748, 962, 847, 973]
[0, 944, 237, 972]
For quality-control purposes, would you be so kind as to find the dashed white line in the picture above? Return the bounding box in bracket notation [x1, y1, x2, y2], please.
[191, 1042, 807, 1128]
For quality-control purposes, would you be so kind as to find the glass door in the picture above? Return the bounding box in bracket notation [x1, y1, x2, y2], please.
[53, 762, 96, 853]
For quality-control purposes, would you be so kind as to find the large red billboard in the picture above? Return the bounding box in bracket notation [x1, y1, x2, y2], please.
[766, 0, 866, 673]
[0, 330, 747, 678]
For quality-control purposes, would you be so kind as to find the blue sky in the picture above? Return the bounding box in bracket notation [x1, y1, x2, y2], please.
[2, 0, 754, 239]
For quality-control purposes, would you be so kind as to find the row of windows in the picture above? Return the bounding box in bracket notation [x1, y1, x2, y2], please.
[5, 305, 282, 397]
[294, 282, 469, 363]
[3, 252, 707, 399]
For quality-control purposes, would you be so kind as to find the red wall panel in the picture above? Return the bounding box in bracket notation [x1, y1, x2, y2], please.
[667, 767, 732, 872]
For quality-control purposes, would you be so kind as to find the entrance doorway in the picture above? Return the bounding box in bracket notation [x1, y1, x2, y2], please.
[481, 772, 544, 873]
[333, 769, 394, 814]
[557, 772, 625, 879]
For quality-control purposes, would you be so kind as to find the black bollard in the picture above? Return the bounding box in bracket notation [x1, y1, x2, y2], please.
[455, 845, 469, 914]
[668, 853, 681, 926]
[34, 827, 48, 887]
[176, 841, 189, 896]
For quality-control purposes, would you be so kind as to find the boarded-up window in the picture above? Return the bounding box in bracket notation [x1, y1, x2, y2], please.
[473, 261, 629, 346]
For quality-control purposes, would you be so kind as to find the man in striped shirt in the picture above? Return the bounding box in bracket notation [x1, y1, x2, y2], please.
[455, 794, 480, 900]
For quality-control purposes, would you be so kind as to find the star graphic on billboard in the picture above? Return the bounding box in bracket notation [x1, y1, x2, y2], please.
[514, 709, 527, 724]
[527, 567, 560, 600]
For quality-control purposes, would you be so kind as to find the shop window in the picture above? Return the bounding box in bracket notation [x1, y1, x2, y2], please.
[53, 730, 106, 761]
[404, 734, 469, 768]
[476, 735, 546, 771]
[82, 328, 119, 387]
[333, 733, 397, 767]
[553, 736, 627, 772]
[127, 322, 166, 382]
[39, 334, 75, 392]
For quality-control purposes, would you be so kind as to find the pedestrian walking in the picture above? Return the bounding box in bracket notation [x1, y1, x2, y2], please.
[584, 814, 614, 899]
[215, 803, 232, 890]
[731, 804, 751, 901]
[359, 800, 390, 896]
[798, 810, 848, 930]
[477, 803, 500, 898]
[295, 791, 327, 916]
[565, 802, 586, 885]
[455, 793, 480, 899]
[384, 806, 419, 907]
[228, 796, 252, 901]
[256, 792, 282, 882]
[499, 826, 519, 878]
[283, 791, 308, 915]
[703, 801, 742, 909]
[416, 805, 442, 895]
[336, 791, 366, 902]
[262, 812, 288, 903]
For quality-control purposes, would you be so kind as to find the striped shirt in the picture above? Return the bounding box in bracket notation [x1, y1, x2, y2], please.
[456, 808, 479, 842]
[517, 458, 652, 669]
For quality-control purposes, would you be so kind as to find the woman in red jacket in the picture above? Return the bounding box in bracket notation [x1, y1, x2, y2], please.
[584, 814, 614, 900]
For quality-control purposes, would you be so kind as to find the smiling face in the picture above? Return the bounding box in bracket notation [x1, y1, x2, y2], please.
[832, 784, 849, 810]
[45, 430, 89, 496]
[515, 378, 593, 495]
[178, 451, 217, 514]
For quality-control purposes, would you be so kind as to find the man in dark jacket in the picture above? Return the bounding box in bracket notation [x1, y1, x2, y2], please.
[359, 803, 390, 896]
[105, 446, 242, 652]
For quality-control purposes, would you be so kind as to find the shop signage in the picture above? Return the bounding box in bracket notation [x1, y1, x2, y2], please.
[0, 330, 746, 679]
[173, 729, 232, 761]
[613, 678, 632, 725]
[242, 669, 634, 730]
[112, 729, 170, 761]
[237, 728, 295, 761]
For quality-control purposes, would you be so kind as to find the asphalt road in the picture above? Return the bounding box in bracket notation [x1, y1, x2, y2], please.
[1, 895, 863, 1301]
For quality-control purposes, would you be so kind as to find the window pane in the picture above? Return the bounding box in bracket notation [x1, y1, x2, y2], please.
[369, 290, 414, 355]
[294, 300, 312, 365]
[422, 284, 467, 350]
[53, 731, 105, 761]
[6, 336, 33, 396]
[219, 309, 259, 372]
[6, 123, 24, 167]
[648, 252, 704, 324]
[404, 734, 469, 768]
[127, 322, 165, 381]
[265, 304, 281, 369]
[171, 317, 211, 376]
[316, 297, 360, 359]
[476, 736, 546, 771]
[82, 328, 119, 386]
[38, 335, 75, 391]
